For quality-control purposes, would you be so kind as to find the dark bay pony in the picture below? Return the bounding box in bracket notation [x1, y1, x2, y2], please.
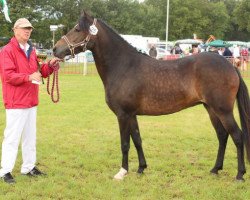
[53, 12, 250, 181]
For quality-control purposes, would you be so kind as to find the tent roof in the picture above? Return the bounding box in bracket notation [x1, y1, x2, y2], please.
[175, 39, 202, 45]
[208, 40, 232, 47]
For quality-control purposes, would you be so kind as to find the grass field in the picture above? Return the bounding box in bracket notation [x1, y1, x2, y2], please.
[0, 74, 250, 199]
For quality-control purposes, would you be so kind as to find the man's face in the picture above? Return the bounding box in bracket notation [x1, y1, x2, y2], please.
[14, 27, 33, 43]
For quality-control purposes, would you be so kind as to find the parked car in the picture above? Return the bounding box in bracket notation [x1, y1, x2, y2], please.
[46, 49, 53, 56]
[156, 42, 173, 52]
[35, 48, 48, 60]
[156, 47, 170, 60]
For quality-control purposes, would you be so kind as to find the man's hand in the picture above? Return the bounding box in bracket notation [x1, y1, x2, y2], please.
[49, 57, 63, 66]
[29, 72, 42, 82]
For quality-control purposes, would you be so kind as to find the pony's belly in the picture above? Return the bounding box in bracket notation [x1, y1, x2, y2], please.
[137, 97, 200, 115]
[138, 104, 183, 115]
[138, 104, 201, 115]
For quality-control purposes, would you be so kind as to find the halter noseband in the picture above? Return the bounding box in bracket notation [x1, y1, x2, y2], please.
[62, 18, 97, 59]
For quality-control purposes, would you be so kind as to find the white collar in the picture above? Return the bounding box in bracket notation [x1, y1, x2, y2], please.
[19, 43, 30, 52]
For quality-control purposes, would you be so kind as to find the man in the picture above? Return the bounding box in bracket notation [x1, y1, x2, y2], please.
[0, 18, 61, 184]
[149, 45, 157, 59]
[171, 44, 182, 55]
[223, 47, 233, 57]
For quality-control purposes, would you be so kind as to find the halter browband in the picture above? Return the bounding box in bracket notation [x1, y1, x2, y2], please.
[62, 18, 97, 59]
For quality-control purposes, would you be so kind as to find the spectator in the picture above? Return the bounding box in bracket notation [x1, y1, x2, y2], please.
[149, 45, 157, 58]
[233, 45, 241, 68]
[209, 46, 219, 54]
[191, 45, 199, 55]
[223, 47, 232, 57]
[171, 44, 182, 55]
[0, 18, 61, 184]
[233, 45, 240, 58]
[218, 48, 224, 56]
[241, 47, 249, 71]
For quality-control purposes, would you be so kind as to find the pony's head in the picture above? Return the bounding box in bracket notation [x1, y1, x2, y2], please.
[53, 11, 98, 59]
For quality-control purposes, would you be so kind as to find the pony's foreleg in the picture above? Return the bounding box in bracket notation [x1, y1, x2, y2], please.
[130, 116, 147, 174]
[114, 114, 131, 180]
[205, 105, 229, 174]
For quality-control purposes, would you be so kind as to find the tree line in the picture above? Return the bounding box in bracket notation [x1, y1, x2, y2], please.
[0, 0, 249, 49]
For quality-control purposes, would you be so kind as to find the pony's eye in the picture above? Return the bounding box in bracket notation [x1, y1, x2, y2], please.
[74, 24, 80, 32]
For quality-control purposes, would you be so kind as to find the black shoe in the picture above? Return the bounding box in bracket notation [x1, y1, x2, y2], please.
[26, 167, 46, 177]
[2, 172, 15, 184]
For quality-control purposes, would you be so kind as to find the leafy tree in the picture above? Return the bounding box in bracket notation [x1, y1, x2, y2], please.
[0, 0, 249, 48]
[232, 0, 250, 40]
[145, 0, 230, 41]
[0, 0, 55, 47]
[201, 1, 230, 39]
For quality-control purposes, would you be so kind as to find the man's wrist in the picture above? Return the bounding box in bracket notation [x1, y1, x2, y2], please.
[26, 75, 31, 82]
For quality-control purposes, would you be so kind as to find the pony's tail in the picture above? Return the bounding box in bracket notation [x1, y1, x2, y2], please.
[236, 68, 250, 162]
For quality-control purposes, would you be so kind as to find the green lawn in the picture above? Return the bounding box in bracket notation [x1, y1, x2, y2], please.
[0, 75, 250, 199]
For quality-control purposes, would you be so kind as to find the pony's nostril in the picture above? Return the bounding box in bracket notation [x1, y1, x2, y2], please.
[53, 47, 56, 53]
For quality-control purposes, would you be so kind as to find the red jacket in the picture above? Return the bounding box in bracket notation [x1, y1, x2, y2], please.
[0, 37, 54, 109]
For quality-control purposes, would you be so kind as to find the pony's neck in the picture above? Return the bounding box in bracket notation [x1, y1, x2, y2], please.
[93, 20, 138, 58]
[91, 20, 139, 84]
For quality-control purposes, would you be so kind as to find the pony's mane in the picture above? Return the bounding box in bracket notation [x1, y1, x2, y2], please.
[97, 19, 149, 56]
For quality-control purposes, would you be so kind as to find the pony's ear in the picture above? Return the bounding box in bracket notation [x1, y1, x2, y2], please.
[79, 12, 90, 31]
[82, 10, 88, 17]
[79, 10, 93, 32]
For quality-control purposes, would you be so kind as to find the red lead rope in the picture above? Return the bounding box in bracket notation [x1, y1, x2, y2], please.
[47, 63, 60, 103]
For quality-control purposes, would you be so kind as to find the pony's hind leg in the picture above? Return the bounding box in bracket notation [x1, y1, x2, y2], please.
[205, 105, 229, 175]
[217, 112, 246, 181]
[130, 116, 147, 174]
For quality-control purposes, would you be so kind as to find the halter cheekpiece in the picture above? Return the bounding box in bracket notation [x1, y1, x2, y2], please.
[62, 18, 97, 59]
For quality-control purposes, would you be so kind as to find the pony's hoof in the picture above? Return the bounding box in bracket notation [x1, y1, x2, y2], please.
[235, 177, 245, 182]
[113, 168, 127, 180]
[210, 168, 219, 175]
[210, 172, 218, 177]
[236, 175, 245, 182]
[137, 167, 145, 174]
[210, 171, 218, 176]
